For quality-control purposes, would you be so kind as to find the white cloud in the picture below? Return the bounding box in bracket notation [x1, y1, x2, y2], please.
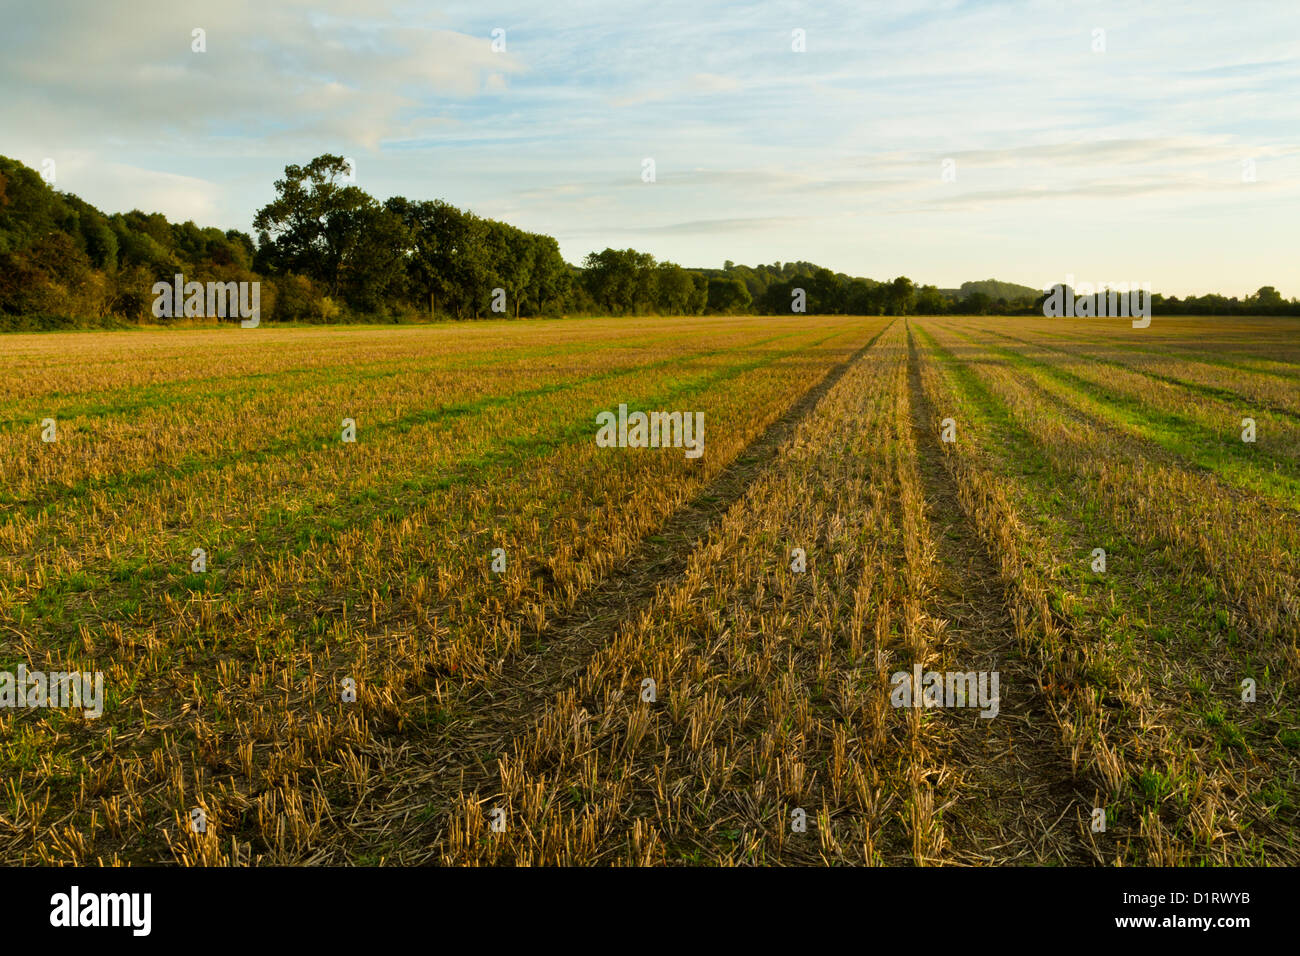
[0, 1, 521, 152]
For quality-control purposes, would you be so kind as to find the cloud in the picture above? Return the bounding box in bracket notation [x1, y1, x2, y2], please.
[688, 72, 742, 93]
[929, 138, 1300, 170]
[613, 216, 805, 236]
[46, 155, 222, 221]
[609, 88, 671, 108]
[920, 174, 1297, 211]
[608, 70, 745, 109]
[0, 1, 522, 153]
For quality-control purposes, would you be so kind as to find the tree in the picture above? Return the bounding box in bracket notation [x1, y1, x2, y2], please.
[1252, 286, 1285, 312]
[384, 196, 487, 318]
[506, 228, 536, 318]
[843, 278, 880, 315]
[582, 248, 656, 315]
[655, 262, 699, 314]
[689, 272, 709, 314]
[965, 291, 992, 315]
[529, 236, 571, 315]
[480, 219, 533, 318]
[336, 202, 410, 313]
[706, 276, 751, 314]
[0, 157, 73, 257]
[756, 277, 793, 314]
[253, 154, 380, 299]
[886, 276, 916, 315]
[915, 284, 946, 314]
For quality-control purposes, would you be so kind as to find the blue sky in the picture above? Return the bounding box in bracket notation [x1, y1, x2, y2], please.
[2, 0, 1297, 296]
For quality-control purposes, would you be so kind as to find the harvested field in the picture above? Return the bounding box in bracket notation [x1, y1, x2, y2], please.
[2, 314, 1296, 865]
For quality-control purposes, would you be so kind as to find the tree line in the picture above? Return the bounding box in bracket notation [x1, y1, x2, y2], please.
[1, 152, 1296, 330]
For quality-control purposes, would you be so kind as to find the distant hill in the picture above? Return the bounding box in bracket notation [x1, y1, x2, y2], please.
[954, 279, 1043, 302]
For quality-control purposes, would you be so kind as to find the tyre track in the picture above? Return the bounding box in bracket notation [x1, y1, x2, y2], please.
[904, 321, 1095, 865]
[342, 320, 897, 862]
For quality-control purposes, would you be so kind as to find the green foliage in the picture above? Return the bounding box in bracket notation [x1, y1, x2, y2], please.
[1, 150, 1295, 329]
[270, 274, 335, 323]
[958, 278, 1041, 303]
[0, 157, 72, 255]
[252, 154, 412, 311]
[582, 248, 651, 314]
[706, 276, 751, 314]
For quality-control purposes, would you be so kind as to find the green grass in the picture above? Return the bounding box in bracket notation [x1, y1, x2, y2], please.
[967, 327, 1300, 502]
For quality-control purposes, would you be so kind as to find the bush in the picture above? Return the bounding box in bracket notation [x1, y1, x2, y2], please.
[270, 273, 333, 322]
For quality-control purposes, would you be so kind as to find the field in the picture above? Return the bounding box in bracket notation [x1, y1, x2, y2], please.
[1, 313, 1297, 866]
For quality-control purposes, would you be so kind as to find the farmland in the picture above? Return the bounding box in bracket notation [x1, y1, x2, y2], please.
[1, 313, 1296, 866]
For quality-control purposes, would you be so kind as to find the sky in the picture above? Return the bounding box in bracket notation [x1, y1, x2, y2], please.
[2, 0, 1297, 297]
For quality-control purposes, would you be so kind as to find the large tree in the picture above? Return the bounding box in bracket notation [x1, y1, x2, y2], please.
[1252, 285, 1285, 311]
[582, 248, 657, 315]
[706, 276, 751, 314]
[885, 276, 916, 315]
[655, 262, 699, 314]
[528, 235, 571, 315]
[253, 154, 407, 305]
